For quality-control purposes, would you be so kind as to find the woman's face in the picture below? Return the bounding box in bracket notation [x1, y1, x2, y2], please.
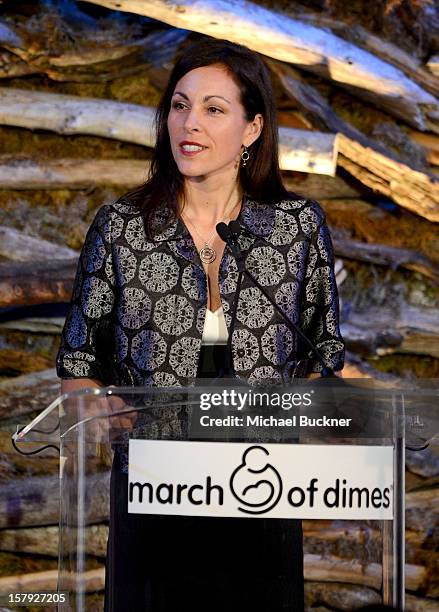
[167, 64, 263, 182]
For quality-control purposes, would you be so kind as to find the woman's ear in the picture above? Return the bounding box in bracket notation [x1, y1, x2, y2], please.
[245, 114, 264, 148]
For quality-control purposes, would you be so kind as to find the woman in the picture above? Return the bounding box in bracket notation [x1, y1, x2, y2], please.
[57, 37, 344, 611]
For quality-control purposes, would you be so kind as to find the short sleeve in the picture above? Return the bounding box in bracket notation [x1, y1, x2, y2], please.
[298, 205, 345, 373]
[56, 204, 116, 382]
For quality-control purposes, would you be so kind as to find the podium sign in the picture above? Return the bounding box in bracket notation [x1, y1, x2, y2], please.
[128, 440, 393, 520]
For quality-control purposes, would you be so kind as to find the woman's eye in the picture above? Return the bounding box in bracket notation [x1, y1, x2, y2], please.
[171, 101, 222, 114]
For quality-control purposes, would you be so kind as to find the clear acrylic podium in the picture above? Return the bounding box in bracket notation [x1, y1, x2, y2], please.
[14, 378, 438, 611]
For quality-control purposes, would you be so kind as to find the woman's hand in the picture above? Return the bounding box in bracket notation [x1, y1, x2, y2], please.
[61, 379, 137, 441]
[305, 370, 344, 380]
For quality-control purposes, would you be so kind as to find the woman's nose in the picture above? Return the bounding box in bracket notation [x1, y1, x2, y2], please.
[183, 107, 202, 131]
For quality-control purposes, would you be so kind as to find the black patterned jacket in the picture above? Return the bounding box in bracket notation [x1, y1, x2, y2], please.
[56, 194, 345, 387]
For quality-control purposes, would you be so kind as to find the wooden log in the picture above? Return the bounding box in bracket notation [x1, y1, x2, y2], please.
[303, 522, 381, 563]
[282, 173, 363, 200]
[0, 567, 105, 594]
[0, 431, 59, 482]
[406, 489, 439, 534]
[0, 318, 65, 334]
[268, 59, 439, 222]
[304, 521, 428, 565]
[0, 88, 156, 147]
[81, 0, 439, 132]
[0, 16, 186, 83]
[288, 12, 439, 99]
[0, 258, 77, 308]
[0, 525, 108, 558]
[0, 49, 35, 79]
[0, 159, 150, 190]
[0, 89, 337, 175]
[341, 306, 439, 359]
[303, 553, 426, 591]
[406, 448, 439, 479]
[0, 226, 78, 261]
[0, 369, 60, 422]
[0, 349, 52, 376]
[304, 581, 381, 610]
[332, 236, 439, 283]
[337, 141, 439, 223]
[320, 198, 439, 270]
[342, 352, 407, 387]
[0, 472, 110, 528]
[278, 127, 338, 175]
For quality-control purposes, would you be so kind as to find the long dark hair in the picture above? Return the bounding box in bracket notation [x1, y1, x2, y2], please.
[123, 36, 295, 234]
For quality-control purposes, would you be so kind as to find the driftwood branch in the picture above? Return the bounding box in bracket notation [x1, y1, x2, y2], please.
[0, 567, 105, 594]
[337, 141, 439, 223]
[332, 237, 439, 283]
[342, 306, 439, 359]
[80, 0, 439, 132]
[304, 581, 381, 609]
[303, 554, 425, 591]
[0, 525, 108, 557]
[283, 173, 363, 200]
[268, 59, 439, 222]
[0, 87, 156, 146]
[0, 258, 77, 308]
[0, 158, 151, 190]
[0, 369, 59, 422]
[0, 16, 186, 83]
[0, 472, 110, 528]
[290, 12, 439, 100]
[0, 226, 78, 261]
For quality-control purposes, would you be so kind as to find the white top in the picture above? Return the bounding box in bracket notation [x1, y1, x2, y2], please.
[202, 306, 228, 345]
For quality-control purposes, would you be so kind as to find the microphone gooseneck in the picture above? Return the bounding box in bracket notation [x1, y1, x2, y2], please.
[216, 222, 243, 264]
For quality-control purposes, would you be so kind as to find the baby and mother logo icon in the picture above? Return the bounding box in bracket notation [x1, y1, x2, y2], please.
[230, 446, 283, 514]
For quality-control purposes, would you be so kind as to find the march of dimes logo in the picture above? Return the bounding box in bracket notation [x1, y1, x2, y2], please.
[128, 440, 394, 520]
[230, 446, 283, 515]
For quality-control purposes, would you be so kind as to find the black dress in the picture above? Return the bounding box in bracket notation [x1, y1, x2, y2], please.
[104, 345, 304, 611]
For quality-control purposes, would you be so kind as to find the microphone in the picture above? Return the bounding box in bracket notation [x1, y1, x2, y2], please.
[215, 221, 232, 244]
[217, 220, 335, 378]
[229, 219, 241, 241]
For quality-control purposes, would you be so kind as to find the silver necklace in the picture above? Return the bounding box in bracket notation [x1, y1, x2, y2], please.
[183, 198, 241, 265]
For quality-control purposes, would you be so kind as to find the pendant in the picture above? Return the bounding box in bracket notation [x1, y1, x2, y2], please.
[199, 244, 216, 264]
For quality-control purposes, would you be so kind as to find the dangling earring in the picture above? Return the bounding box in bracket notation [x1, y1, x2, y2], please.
[241, 146, 250, 167]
